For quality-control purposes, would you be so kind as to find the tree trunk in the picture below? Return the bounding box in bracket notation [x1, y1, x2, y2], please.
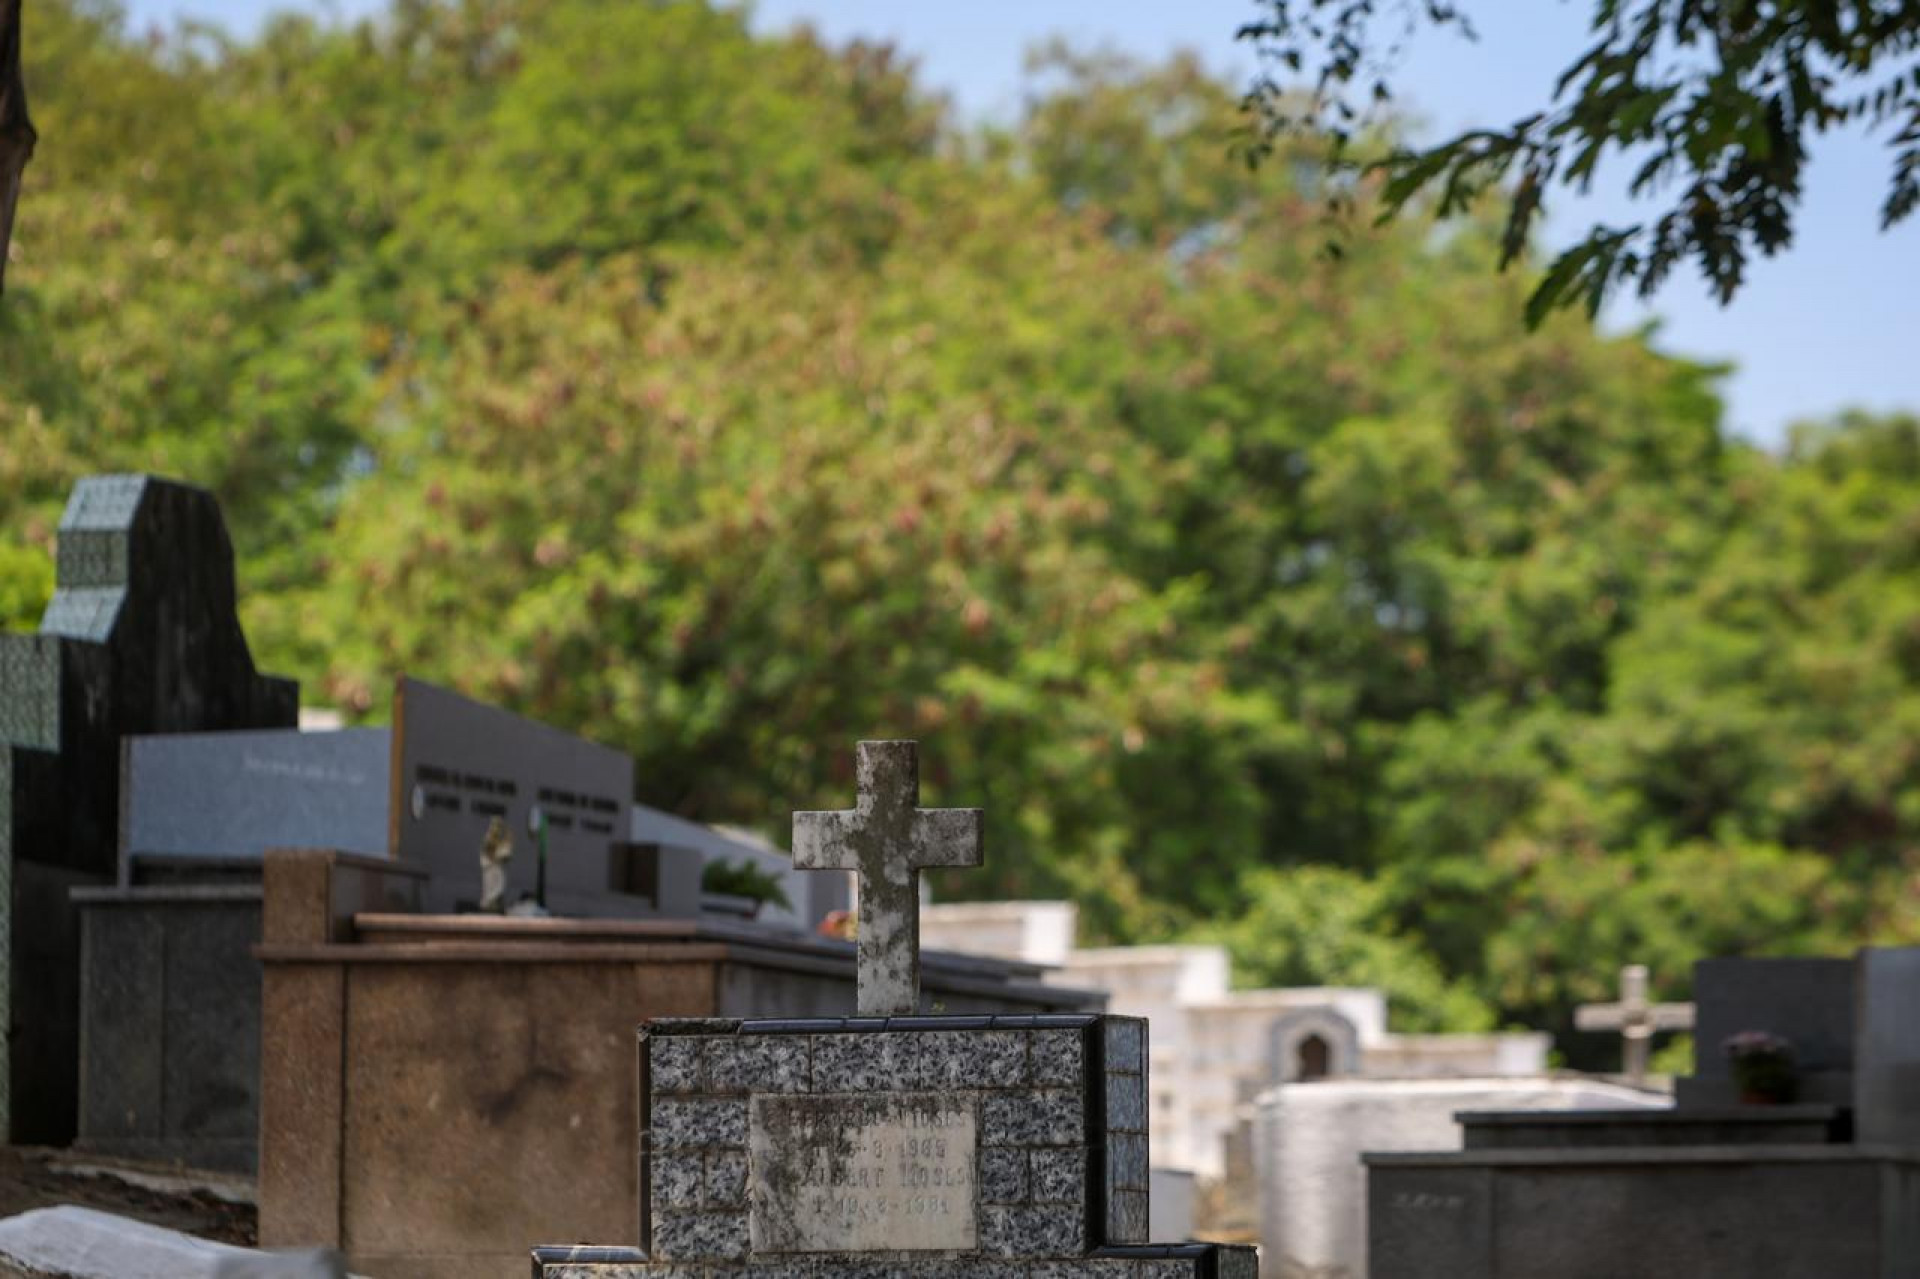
[0, 0, 35, 296]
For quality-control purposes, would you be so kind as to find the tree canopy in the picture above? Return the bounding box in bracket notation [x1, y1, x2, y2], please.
[1239, 0, 1920, 321]
[3, 0, 1916, 1055]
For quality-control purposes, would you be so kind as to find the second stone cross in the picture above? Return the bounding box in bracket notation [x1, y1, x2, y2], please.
[792, 740, 983, 1016]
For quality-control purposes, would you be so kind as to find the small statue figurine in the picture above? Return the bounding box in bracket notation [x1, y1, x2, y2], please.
[479, 816, 513, 913]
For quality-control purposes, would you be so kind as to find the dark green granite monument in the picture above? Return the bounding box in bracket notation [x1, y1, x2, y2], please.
[0, 475, 295, 1144]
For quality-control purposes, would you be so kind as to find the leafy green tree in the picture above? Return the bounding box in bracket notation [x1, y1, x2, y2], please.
[3, 0, 1916, 1043]
[1481, 834, 1857, 1049]
[1214, 865, 1496, 1031]
[284, 242, 1277, 940]
[1239, 1, 1920, 319]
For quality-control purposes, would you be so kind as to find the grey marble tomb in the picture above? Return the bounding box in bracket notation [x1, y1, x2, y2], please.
[532, 741, 1257, 1277]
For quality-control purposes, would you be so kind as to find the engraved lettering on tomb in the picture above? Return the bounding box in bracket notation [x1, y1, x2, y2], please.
[748, 1092, 979, 1254]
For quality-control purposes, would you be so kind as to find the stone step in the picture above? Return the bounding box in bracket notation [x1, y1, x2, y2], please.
[1457, 1104, 1849, 1150]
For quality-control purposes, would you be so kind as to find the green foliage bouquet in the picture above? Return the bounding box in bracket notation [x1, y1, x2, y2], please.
[701, 858, 793, 913]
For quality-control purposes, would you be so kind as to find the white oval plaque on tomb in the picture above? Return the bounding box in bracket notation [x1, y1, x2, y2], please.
[748, 1092, 978, 1254]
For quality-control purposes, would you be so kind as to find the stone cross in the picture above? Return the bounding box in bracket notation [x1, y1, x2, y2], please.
[793, 741, 982, 1017]
[1574, 963, 1696, 1083]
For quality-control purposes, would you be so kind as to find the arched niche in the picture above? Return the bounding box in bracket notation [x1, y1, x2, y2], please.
[1267, 1006, 1362, 1084]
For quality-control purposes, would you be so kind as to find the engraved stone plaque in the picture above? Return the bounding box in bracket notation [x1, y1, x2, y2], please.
[749, 1092, 978, 1254]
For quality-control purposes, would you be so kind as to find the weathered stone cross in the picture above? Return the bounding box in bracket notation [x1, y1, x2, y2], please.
[793, 740, 983, 1017]
[1574, 963, 1696, 1083]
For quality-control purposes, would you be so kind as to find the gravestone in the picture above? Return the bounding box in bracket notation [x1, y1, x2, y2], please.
[1573, 963, 1694, 1082]
[73, 682, 710, 1171]
[1259, 1076, 1666, 1279]
[120, 727, 391, 867]
[390, 676, 636, 914]
[77, 725, 416, 1172]
[532, 740, 1259, 1276]
[1366, 948, 1920, 1279]
[0, 475, 296, 1143]
[1676, 955, 1856, 1107]
[110, 680, 725, 921]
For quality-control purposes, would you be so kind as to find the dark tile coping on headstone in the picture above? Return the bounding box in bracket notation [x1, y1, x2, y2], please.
[1455, 1105, 1844, 1124]
[72, 882, 265, 906]
[1365, 1144, 1920, 1169]
[74, 851, 428, 903]
[1454, 1104, 1852, 1149]
[531, 1243, 1250, 1263]
[644, 1014, 1105, 1036]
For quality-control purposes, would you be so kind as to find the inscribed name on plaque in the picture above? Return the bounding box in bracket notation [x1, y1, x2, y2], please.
[749, 1092, 978, 1253]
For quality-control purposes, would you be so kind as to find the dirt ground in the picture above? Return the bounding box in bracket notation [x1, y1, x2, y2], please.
[0, 1145, 256, 1275]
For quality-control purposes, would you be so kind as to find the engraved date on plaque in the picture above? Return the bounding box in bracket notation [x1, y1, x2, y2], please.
[749, 1092, 978, 1253]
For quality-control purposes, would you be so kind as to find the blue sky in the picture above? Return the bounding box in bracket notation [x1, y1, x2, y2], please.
[114, 0, 1920, 446]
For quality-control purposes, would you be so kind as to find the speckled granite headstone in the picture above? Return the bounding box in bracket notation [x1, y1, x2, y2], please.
[0, 475, 296, 1144]
[531, 741, 1258, 1277]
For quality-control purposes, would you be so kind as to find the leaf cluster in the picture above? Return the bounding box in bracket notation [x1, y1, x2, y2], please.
[1240, 0, 1920, 321]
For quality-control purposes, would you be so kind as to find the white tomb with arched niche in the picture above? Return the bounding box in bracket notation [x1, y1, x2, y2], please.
[920, 901, 1550, 1183]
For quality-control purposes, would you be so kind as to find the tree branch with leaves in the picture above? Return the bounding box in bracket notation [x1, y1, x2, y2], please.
[1239, 0, 1920, 324]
